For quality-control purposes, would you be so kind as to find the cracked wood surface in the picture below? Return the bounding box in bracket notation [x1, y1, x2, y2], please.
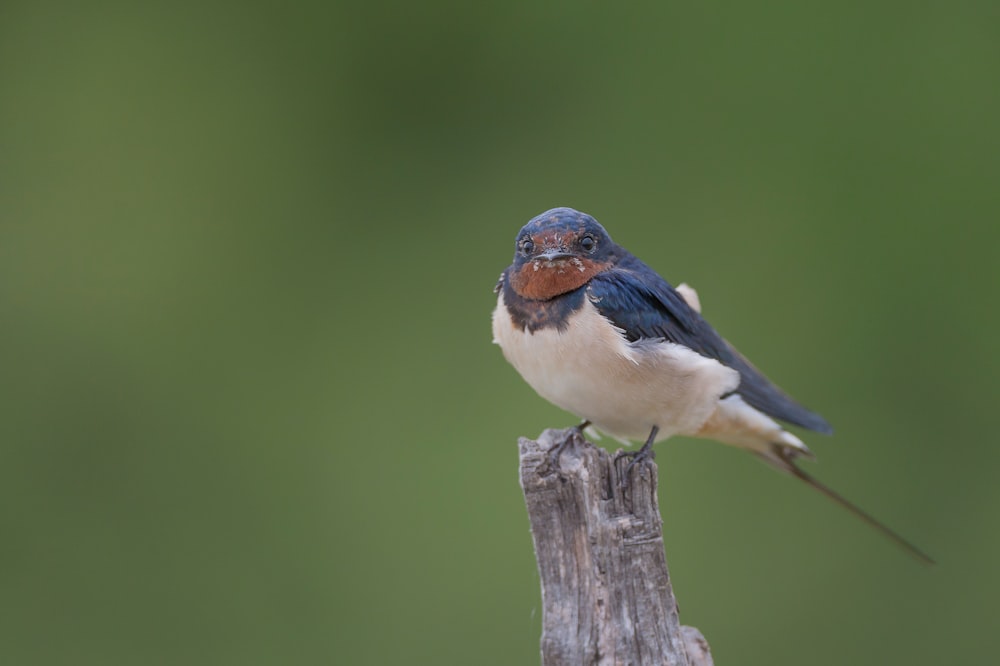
[519, 428, 713, 666]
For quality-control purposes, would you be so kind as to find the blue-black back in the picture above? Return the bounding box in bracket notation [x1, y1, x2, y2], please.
[587, 252, 833, 435]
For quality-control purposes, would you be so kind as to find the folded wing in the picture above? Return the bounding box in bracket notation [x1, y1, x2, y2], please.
[585, 255, 833, 435]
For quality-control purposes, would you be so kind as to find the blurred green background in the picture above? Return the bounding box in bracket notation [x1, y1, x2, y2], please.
[1, 1, 997, 664]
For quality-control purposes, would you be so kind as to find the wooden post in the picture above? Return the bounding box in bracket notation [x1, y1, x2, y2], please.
[519, 428, 713, 666]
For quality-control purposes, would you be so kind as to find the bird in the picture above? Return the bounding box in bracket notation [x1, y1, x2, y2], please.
[492, 206, 932, 564]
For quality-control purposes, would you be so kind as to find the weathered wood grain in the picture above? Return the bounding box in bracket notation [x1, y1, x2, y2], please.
[519, 428, 713, 666]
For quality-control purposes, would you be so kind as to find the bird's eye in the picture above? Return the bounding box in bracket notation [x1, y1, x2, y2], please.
[580, 234, 596, 252]
[519, 237, 535, 256]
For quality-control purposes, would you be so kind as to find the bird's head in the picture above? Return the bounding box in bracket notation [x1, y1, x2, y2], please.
[507, 207, 618, 300]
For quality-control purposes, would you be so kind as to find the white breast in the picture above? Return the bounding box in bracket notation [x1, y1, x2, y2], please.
[492, 291, 740, 442]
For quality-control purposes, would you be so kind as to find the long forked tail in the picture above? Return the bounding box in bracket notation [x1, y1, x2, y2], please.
[761, 445, 935, 565]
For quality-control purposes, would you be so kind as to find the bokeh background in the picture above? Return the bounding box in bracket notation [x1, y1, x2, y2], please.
[2, 2, 998, 664]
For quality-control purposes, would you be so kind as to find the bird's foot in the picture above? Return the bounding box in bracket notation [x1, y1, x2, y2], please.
[542, 421, 591, 475]
[615, 425, 659, 480]
[616, 443, 656, 478]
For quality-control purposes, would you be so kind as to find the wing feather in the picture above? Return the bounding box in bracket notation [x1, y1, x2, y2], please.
[587, 255, 833, 434]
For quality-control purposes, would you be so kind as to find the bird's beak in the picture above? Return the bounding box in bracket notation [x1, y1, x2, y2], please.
[536, 249, 575, 262]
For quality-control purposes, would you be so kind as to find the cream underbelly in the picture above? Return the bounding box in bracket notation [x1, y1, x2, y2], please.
[493, 294, 740, 442]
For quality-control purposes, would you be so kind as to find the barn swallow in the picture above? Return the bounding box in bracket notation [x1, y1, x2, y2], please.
[493, 207, 932, 563]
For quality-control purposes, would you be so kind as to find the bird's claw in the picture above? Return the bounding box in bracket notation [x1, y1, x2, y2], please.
[542, 423, 590, 476]
[616, 444, 656, 479]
